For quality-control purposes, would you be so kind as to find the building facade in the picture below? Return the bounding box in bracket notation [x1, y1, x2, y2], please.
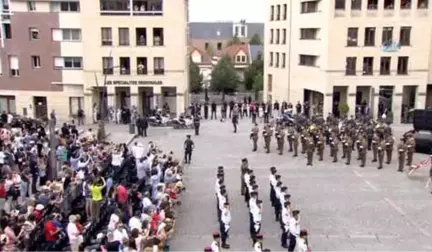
[264, 0, 432, 123]
[0, 0, 188, 122]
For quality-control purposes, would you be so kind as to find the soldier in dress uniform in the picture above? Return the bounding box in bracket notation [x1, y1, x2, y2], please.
[287, 126, 295, 152]
[345, 136, 353, 165]
[251, 200, 263, 245]
[250, 124, 259, 152]
[397, 138, 407, 172]
[406, 135, 416, 167]
[220, 202, 231, 249]
[306, 136, 315, 166]
[330, 134, 339, 163]
[240, 158, 249, 196]
[358, 137, 367, 167]
[263, 125, 273, 153]
[276, 128, 286, 155]
[300, 129, 307, 154]
[341, 135, 347, 159]
[356, 134, 364, 160]
[269, 167, 278, 207]
[316, 133, 325, 161]
[292, 131, 299, 157]
[385, 134, 394, 164]
[371, 133, 379, 162]
[377, 140, 385, 169]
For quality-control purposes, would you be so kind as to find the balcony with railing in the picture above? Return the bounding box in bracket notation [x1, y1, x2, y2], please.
[99, 0, 163, 16]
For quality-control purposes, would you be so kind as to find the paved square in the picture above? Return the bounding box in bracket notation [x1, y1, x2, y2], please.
[131, 119, 432, 251]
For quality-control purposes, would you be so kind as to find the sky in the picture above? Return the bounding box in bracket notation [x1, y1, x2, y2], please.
[189, 0, 265, 22]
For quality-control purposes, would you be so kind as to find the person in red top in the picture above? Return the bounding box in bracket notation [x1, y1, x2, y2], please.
[150, 209, 161, 233]
[33, 204, 44, 222]
[44, 217, 60, 251]
[75, 215, 84, 234]
[115, 183, 128, 211]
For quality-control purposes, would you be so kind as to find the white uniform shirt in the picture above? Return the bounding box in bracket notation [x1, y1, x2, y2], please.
[218, 194, 226, 211]
[275, 186, 282, 200]
[252, 208, 262, 232]
[289, 217, 300, 237]
[269, 174, 277, 187]
[66, 222, 80, 242]
[279, 192, 286, 206]
[254, 242, 262, 252]
[244, 173, 250, 185]
[249, 198, 257, 213]
[295, 237, 309, 252]
[128, 216, 142, 232]
[214, 179, 220, 195]
[211, 240, 220, 252]
[111, 153, 123, 166]
[221, 208, 231, 231]
[281, 207, 291, 231]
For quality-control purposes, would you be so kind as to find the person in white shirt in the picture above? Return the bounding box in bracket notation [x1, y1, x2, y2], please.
[273, 182, 282, 221]
[254, 233, 263, 252]
[251, 200, 262, 245]
[113, 223, 129, 243]
[217, 188, 227, 221]
[67, 215, 82, 252]
[220, 202, 231, 249]
[277, 186, 288, 221]
[288, 210, 301, 252]
[243, 169, 253, 203]
[128, 213, 142, 232]
[108, 211, 121, 231]
[210, 233, 221, 252]
[295, 230, 310, 252]
[281, 201, 292, 248]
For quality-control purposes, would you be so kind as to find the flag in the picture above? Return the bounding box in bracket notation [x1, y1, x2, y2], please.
[408, 157, 432, 175]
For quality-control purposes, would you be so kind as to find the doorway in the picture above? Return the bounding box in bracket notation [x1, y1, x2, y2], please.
[33, 96, 48, 119]
[332, 91, 340, 117]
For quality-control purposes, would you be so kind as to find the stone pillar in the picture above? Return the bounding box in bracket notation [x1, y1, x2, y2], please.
[324, 92, 333, 116]
[107, 86, 116, 110]
[416, 85, 427, 109]
[130, 86, 139, 109]
[84, 93, 93, 124]
[153, 85, 161, 109]
[393, 85, 403, 124]
[347, 86, 356, 117]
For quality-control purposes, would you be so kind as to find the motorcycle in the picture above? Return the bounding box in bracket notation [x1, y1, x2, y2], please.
[171, 115, 194, 129]
[148, 114, 171, 127]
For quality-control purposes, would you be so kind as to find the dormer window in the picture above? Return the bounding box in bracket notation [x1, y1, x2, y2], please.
[233, 24, 247, 38]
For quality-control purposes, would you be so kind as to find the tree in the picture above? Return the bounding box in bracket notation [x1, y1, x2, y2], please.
[227, 36, 242, 46]
[249, 33, 262, 45]
[252, 72, 263, 100]
[189, 60, 203, 93]
[210, 55, 239, 100]
[243, 53, 264, 90]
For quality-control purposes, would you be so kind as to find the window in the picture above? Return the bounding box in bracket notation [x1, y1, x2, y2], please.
[382, 27, 393, 44]
[335, 0, 346, 9]
[137, 57, 148, 75]
[301, 1, 318, 13]
[345, 57, 357, 75]
[368, 0, 378, 9]
[270, 52, 273, 66]
[418, 0, 428, 8]
[276, 29, 280, 44]
[3, 24, 11, 39]
[30, 28, 39, 40]
[397, 56, 409, 75]
[300, 28, 318, 40]
[362, 57, 373, 75]
[136, 28, 147, 46]
[0, 58, 2, 75]
[270, 29, 274, 44]
[241, 55, 246, 62]
[270, 5, 274, 20]
[299, 55, 317, 66]
[282, 53, 286, 68]
[102, 57, 113, 74]
[69, 97, 83, 115]
[153, 57, 165, 75]
[283, 4, 287, 19]
[153, 28, 164, 46]
[205, 43, 209, 50]
[400, 0, 411, 9]
[62, 29, 81, 41]
[347, 28, 358, 46]
[364, 27, 375, 46]
[235, 26, 239, 37]
[101, 27, 112, 46]
[50, 1, 80, 12]
[118, 28, 129, 46]
[276, 53, 280, 67]
[384, 0, 395, 9]
[0, 96, 16, 113]
[240, 26, 246, 37]
[27, 1, 36, 11]
[9, 56, 19, 77]
[119, 57, 130, 75]
[236, 55, 241, 62]
[282, 29, 286, 44]
[352, 0, 362, 9]
[217, 43, 222, 50]
[55, 57, 82, 69]
[400, 27, 411, 46]
[276, 5, 281, 20]
[31, 56, 41, 68]
[380, 57, 391, 75]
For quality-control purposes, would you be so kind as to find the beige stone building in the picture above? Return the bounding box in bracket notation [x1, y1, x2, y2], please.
[264, 0, 432, 123]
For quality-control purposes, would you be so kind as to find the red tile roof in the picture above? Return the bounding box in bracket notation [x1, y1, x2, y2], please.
[191, 46, 212, 64]
[215, 43, 250, 62]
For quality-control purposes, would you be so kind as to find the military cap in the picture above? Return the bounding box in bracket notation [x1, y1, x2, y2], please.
[218, 166, 224, 170]
[270, 166, 277, 171]
[281, 186, 288, 191]
[241, 158, 247, 162]
[284, 194, 291, 199]
[300, 229, 308, 237]
[275, 174, 281, 179]
[212, 232, 220, 238]
[256, 199, 263, 204]
[292, 210, 300, 215]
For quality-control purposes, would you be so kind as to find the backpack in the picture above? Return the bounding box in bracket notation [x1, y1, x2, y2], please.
[0, 182, 6, 199]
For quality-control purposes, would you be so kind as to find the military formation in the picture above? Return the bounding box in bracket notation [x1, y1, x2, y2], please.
[250, 114, 417, 172]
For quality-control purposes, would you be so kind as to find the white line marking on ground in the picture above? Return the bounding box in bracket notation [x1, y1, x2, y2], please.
[364, 179, 379, 192]
[384, 197, 431, 237]
[353, 170, 363, 177]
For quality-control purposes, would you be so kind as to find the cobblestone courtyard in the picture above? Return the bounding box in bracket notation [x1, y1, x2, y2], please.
[132, 120, 432, 251]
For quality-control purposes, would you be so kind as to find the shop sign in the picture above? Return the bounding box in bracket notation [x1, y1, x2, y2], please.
[106, 80, 163, 85]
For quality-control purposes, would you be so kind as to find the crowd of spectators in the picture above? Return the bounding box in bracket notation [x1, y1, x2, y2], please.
[0, 114, 185, 252]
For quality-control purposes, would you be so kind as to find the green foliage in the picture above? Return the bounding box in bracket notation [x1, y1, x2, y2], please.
[244, 53, 264, 90]
[249, 33, 262, 45]
[252, 72, 263, 92]
[189, 59, 203, 93]
[210, 56, 239, 95]
[338, 103, 350, 115]
[227, 36, 242, 46]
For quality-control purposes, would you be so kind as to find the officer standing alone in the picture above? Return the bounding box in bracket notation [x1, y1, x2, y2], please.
[184, 134, 195, 164]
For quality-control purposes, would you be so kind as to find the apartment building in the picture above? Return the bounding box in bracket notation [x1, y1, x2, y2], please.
[0, 0, 188, 122]
[264, 0, 432, 123]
